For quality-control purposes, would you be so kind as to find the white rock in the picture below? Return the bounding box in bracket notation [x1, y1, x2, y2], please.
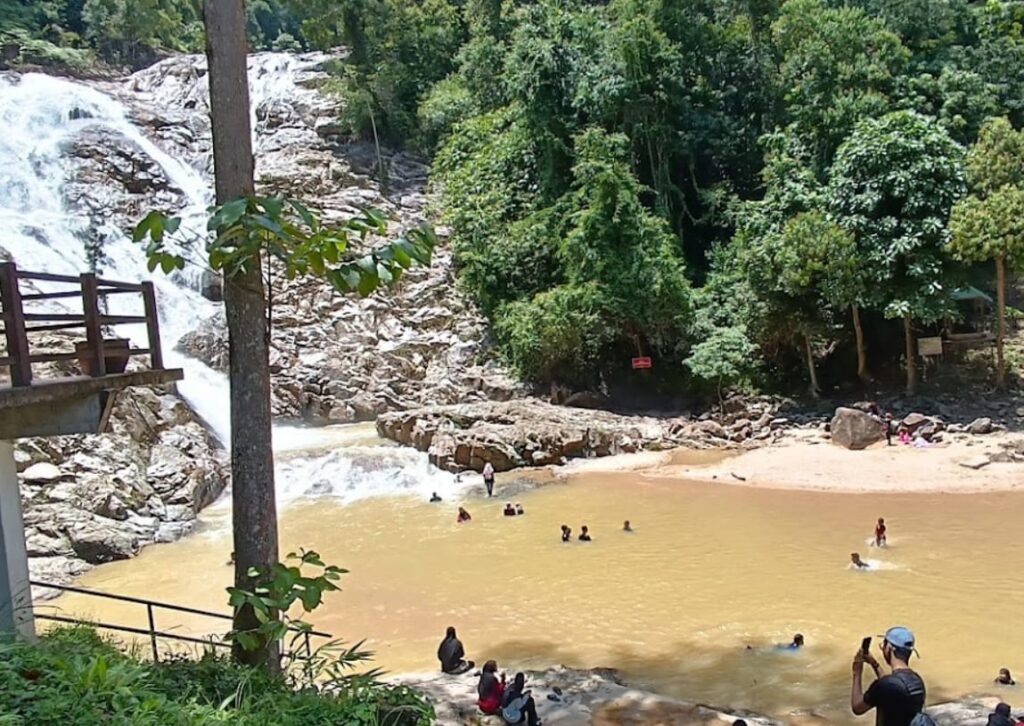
[22, 462, 62, 482]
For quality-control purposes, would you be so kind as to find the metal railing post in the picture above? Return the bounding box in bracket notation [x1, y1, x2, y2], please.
[0, 262, 32, 386]
[147, 603, 159, 662]
[80, 273, 105, 377]
[304, 631, 311, 660]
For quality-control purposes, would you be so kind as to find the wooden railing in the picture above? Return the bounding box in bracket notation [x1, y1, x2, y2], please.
[0, 261, 164, 387]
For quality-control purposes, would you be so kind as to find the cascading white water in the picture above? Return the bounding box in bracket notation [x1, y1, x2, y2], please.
[0, 54, 461, 506]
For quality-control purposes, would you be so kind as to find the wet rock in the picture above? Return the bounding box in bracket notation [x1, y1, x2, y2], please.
[830, 407, 885, 450]
[66, 517, 139, 563]
[967, 417, 993, 435]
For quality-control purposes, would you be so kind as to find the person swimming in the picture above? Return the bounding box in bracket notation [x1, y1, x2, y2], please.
[503, 502, 516, 517]
[578, 525, 591, 542]
[780, 633, 804, 650]
[850, 552, 870, 569]
[515, 503, 524, 515]
[561, 525, 571, 542]
[457, 507, 472, 523]
[996, 668, 1016, 685]
[430, 492, 442, 503]
[623, 520, 633, 532]
[874, 517, 887, 547]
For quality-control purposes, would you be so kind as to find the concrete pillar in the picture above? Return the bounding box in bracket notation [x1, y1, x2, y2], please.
[0, 440, 34, 641]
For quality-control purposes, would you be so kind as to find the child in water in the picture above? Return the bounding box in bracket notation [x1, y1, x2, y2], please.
[850, 552, 870, 569]
[503, 502, 516, 517]
[578, 525, 592, 542]
[874, 517, 887, 547]
[623, 520, 633, 532]
[515, 503, 524, 515]
[457, 507, 472, 523]
[560, 525, 571, 542]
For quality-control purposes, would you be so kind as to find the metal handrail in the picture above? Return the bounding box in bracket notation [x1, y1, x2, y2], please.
[31, 580, 332, 662]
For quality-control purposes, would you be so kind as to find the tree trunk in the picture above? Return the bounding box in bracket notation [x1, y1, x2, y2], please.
[996, 254, 1007, 389]
[903, 313, 917, 396]
[204, 0, 280, 671]
[851, 304, 869, 382]
[803, 333, 820, 398]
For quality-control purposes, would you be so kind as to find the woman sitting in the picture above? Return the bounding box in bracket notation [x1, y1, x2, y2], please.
[437, 626, 474, 675]
[501, 672, 541, 726]
[477, 660, 505, 716]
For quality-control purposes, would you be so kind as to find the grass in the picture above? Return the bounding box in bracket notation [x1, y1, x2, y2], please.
[0, 627, 434, 725]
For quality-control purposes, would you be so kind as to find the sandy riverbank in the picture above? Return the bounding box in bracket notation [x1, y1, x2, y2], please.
[627, 429, 1024, 493]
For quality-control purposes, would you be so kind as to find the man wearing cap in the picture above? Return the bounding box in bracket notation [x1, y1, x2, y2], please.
[852, 626, 928, 726]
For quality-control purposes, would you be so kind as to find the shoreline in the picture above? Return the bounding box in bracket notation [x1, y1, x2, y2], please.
[557, 429, 1024, 494]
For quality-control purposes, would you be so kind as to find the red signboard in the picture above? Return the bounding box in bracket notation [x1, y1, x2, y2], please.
[632, 356, 652, 370]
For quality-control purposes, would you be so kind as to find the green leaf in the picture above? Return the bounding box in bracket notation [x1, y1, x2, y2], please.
[209, 198, 249, 231]
[357, 271, 379, 297]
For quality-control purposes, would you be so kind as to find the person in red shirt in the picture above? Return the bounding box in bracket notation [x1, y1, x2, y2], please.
[875, 518, 887, 547]
[478, 660, 505, 715]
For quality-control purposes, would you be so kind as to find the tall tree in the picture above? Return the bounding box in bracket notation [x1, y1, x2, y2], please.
[828, 111, 966, 395]
[203, 0, 279, 670]
[949, 117, 1024, 388]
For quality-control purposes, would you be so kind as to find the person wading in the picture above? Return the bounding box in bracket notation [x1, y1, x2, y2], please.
[483, 462, 495, 498]
[852, 626, 933, 726]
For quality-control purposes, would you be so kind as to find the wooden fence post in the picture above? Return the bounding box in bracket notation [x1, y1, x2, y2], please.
[0, 262, 32, 386]
[141, 282, 163, 370]
[80, 273, 105, 377]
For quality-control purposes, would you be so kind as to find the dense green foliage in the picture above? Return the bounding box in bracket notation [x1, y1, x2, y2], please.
[0, 0, 305, 68]
[299, 0, 1024, 397]
[0, 627, 433, 725]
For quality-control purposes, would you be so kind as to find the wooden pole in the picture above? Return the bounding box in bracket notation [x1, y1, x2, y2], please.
[0, 263, 32, 386]
[80, 273, 105, 377]
[141, 282, 164, 370]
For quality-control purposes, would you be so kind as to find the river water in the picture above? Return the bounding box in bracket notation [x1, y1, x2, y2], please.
[47, 429, 1024, 724]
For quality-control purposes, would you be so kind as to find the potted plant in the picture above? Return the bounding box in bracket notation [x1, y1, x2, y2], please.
[75, 338, 131, 375]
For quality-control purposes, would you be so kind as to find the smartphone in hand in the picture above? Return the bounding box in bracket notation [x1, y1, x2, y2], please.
[861, 636, 872, 655]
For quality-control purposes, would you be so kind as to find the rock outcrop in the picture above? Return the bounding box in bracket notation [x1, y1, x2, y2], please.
[397, 666, 781, 726]
[376, 398, 790, 472]
[16, 385, 227, 598]
[830, 407, 885, 450]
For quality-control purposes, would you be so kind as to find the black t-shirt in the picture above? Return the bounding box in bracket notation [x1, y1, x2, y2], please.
[864, 670, 926, 726]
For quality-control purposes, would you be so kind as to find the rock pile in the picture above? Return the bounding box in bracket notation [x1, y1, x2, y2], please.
[377, 398, 796, 472]
[16, 385, 227, 598]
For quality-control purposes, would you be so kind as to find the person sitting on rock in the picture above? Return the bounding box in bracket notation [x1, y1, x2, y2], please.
[515, 503, 525, 515]
[504, 502, 517, 517]
[874, 517, 887, 547]
[850, 552, 870, 569]
[578, 525, 592, 542]
[430, 492, 442, 503]
[501, 672, 541, 726]
[996, 668, 1016, 686]
[457, 507, 472, 523]
[623, 520, 633, 532]
[987, 702, 1017, 726]
[437, 626, 474, 675]
[561, 525, 571, 542]
[477, 660, 505, 716]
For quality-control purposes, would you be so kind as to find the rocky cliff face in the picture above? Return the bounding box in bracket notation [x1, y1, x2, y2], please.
[87, 53, 523, 423]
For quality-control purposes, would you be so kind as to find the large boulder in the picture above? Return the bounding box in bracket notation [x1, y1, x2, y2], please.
[830, 407, 885, 450]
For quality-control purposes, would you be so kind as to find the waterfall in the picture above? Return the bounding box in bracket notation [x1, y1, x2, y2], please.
[0, 53, 461, 506]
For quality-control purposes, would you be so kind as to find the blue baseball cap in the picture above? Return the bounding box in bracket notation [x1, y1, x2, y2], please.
[880, 626, 915, 650]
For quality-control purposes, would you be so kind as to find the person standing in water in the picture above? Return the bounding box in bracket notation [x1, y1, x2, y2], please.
[875, 518, 887, 547]
[503, 502, 516, 517]
[851, 626, 927, 726]
[560, 525, 571, 542]
[483, 462, 496, 497]
[430, 492, 442, 503]
[515, 503, 525, 515]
